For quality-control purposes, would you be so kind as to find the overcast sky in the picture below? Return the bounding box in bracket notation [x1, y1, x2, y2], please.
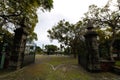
[34, 0, 109, 48]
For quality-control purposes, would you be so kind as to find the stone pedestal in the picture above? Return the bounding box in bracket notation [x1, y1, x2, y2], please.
[100, 60, 115, 71]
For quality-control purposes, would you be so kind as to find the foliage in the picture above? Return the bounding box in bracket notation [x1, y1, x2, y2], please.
[47, 20, 86, 57]
[35, 46, 42, 54]
[0, 28, 13, 53]
[96, 27, 111, 43]
[45, 44, 58, 55]
[0, 0, 53, 33]
[63, 46, 71, 55]
[0, 28, 13, 43]
[48, 20, 73, 45]
[115, 61, 120, 67]
[27, 32, 38, 43]
[0, 0, 53, 54]
[83, 4, 120, 38]
[83, 3, 120, 60]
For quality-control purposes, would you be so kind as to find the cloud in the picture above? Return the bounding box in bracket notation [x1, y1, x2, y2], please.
[34, 0, 108, 47]
[35, 10, 66, 47]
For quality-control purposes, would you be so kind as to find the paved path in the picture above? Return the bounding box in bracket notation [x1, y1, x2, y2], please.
[0, 55, 120, 80]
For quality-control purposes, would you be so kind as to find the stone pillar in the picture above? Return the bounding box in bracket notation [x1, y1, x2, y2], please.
[9, 27, 28, 69]
[84, 20, 100, 71]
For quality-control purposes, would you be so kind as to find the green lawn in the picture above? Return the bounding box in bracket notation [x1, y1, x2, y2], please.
[0, 55, 120, 80]
[115, 61, 120, 67]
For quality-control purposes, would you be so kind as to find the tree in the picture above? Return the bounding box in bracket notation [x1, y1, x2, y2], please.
[47, 20, 85, 57]
[0, 0, 53, 53]
[96, 27, 112, 43]
[0, 0, 53, 69]
[35, 46, 42, 54]
[83, 3, 120, 60]
[0, 28, 13, 53]
[0, 0, 53, 33]
[45, 45, 58, 55]
[27, 32, 38, 43]
[48, 20, 73, 45]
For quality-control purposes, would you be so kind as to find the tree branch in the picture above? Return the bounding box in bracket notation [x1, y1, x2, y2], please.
[0, 12, 22, 18]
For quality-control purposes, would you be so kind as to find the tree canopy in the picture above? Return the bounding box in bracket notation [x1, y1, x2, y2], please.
[47, 0, 120, 59]
[45, 44, 58, 55]
[83, 2, 120, 60]
[47, 20, 86, 57]
[0, 0, 53, 33]
[0, 0, 53, 48]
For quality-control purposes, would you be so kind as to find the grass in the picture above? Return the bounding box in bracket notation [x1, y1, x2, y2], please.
[0, 55, 120, 80]
[115, 61, 120, 67]
[0, 69, 14, 76]
[42, 56, 92, 80]
[46, 56, 77, 66]
[35, 55, 92, 80]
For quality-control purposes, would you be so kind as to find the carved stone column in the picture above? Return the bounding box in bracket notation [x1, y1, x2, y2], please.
[84, 20, 100, 71]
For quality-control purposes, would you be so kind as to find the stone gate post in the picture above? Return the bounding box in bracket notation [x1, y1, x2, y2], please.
[9, 27, 28, 69]
[84, 20, 100, 71]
